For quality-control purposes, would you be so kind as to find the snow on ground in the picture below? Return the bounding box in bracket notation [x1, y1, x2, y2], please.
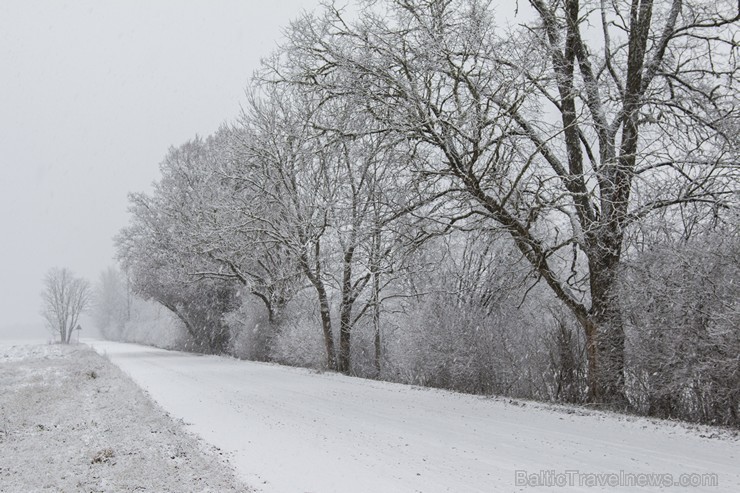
[89, 340, 738, 493]
[0, 341, 250, 492]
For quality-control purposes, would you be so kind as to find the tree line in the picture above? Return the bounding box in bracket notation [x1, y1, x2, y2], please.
[101, 0, 738, 426]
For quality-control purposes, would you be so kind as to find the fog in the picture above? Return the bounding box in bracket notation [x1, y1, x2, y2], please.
[0, 0, 322, 337]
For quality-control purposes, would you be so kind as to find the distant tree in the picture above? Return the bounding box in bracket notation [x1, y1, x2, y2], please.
[92, 266, 130, 340]
[40, 268, 91, 344]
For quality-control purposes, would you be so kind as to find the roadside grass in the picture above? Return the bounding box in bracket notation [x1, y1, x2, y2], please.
[0, 343, 250, 492]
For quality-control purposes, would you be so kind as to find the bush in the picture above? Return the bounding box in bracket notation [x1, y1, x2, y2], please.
[383, 289, 575, 401]
[621, 235, 740, 426]
[268, 293, 327, 369]
[225, 298, 274, 361]
[121, 299, 185, 350]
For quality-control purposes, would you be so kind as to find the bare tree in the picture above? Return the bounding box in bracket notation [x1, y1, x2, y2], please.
[151, 130, 302, 327]
[116, 184, 239, 355]
[41, 268, 91, 344]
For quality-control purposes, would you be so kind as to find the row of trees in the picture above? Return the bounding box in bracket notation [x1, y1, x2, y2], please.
[113, 0, 738, 424]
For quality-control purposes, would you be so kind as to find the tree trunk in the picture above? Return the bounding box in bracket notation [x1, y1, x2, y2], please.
[338, 304, 352, 374]
[316, 281, 337, 371]
[372, 273, 381, 375]
[337, 247, 356, 374]
[584, 253, 627, 407]
[65, 322, 72, 344]
[300, 249, 337, 371]
[371, 226, 382, 375]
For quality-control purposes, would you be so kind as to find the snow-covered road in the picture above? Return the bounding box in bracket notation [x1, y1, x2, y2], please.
[90, 340, 738, 493]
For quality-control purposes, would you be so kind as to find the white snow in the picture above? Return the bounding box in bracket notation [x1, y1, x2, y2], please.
[90, 340, 739, 493]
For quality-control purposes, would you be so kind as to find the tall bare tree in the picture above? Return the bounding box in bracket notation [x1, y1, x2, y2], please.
[41, 268, 91, 344]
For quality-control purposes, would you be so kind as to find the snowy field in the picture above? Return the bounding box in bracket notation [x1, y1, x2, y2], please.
[0, 341, 249, 492]
[89, 340, 738, 493]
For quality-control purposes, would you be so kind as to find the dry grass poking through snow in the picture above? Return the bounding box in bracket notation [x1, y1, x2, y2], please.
[0, 343, 251, 492]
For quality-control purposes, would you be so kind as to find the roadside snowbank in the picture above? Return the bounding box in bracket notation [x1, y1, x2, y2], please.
[0, 342, 250, 492]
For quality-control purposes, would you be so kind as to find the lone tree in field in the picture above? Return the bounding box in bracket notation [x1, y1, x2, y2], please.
[41, 268, 91, 343]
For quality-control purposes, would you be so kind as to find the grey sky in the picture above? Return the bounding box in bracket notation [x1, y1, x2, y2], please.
[0, 0, 322, 335]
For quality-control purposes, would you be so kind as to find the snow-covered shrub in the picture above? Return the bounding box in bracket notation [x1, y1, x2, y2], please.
[347, 318, 378, 378]
[384, 290, 561, 400]
[543, 310, 589, 404]
[121, 298, 185, 349]
[224, 297, 274, 361]
[269, 293, 327, 369]
[621, 234, 740, 426]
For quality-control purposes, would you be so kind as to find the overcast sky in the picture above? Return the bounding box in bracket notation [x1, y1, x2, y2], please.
[0, 0, 324, 336]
